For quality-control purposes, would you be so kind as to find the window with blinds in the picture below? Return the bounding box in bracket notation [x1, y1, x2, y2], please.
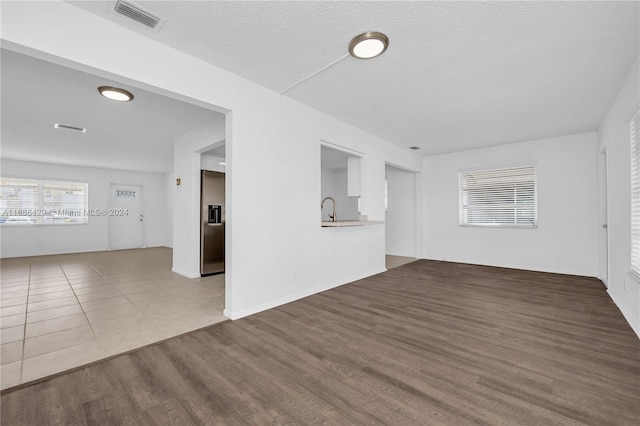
[0, 177, 88, 225]
[631, 109, 640, 276]
[459, 165, 537, 227]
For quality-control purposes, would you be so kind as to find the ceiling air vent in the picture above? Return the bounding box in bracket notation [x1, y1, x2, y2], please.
[409, 146, 420, 150]
[54, 123, 87, 134]
[113, 0, 165, 30]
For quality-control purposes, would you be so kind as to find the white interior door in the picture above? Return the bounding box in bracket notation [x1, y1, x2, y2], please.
[109, 184, 144, 250]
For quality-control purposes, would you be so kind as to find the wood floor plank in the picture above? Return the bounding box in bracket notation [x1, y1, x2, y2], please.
[2, 260, 639, 425]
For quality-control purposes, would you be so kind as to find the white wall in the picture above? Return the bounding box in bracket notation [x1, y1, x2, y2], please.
[423, 132, 600, 277]
[0, 159, 168, 258]
[164, 172, 174, 248]
[247, 95, 418, 318]
[201, 155, 226, 174]
[385, 165, 417, 257]
[598, 55, 640, 337]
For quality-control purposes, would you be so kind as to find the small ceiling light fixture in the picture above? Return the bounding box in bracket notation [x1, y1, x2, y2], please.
[409, 146, 421, 150]
[281, 31, 388, 94]
[349, 31, 389, 59]
[98, 86, 134, 102]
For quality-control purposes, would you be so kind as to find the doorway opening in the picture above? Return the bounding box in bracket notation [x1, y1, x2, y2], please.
[198, 142, 227, 278]
[320, 143, 362, 223]
[385, 163, 418, 269]
[200, 144, 226, 276]
[599, 147, 609, 287]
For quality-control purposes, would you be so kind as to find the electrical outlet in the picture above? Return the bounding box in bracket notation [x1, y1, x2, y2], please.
[292, 270, 299, 281]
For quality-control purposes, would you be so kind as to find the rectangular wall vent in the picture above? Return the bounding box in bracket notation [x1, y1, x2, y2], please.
[54, 123, 87, 133]
[114, 0, 163, 29]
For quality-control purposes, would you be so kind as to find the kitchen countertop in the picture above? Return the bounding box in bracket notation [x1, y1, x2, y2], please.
[321, 220, 384, 227]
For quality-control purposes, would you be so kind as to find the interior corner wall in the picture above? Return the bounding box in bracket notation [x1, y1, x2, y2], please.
[422, 131, 600, 277]
[0, 159, 168, 258]
[385, 165, 417, 257]
[598, 55, 640, 337]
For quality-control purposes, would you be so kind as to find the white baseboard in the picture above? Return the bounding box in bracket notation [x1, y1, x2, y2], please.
[171, 268, 200, 279]
[608, 288, 640, 339]
[224, 267, 387, 320]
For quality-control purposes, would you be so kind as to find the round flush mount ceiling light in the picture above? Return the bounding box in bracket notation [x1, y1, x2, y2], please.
[348, 31, 389, 59]
[98, 86, 134, 102]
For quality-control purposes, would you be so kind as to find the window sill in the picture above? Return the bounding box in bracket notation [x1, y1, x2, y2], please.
[0, 223, 88, 227]
[459, 224, 538, 229]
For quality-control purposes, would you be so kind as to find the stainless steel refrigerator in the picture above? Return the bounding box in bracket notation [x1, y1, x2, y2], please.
[201, 170, 225, 276]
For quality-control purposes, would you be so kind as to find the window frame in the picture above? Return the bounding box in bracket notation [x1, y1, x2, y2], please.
[0, 176, 89, 226]
[630, 108, 640, 278]
[458, 164, 538, 229]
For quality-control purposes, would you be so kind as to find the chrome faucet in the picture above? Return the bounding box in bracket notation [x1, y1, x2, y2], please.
[321, 196, 337, 222]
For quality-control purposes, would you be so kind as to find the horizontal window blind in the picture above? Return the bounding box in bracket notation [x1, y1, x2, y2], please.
[0, 177, 88, 225]
[459, 166, 536, 227]
[631, 109, 640, 276]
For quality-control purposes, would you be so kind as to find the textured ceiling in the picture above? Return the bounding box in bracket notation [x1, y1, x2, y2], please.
[69, 1, 640, 155]
[1, 49, 220, 173]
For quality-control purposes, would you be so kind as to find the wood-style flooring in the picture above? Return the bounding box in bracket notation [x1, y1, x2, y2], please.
[2, 260, 639, 425]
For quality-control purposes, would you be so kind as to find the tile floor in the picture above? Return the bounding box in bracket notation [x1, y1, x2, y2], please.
[0, 247, 225, 390]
